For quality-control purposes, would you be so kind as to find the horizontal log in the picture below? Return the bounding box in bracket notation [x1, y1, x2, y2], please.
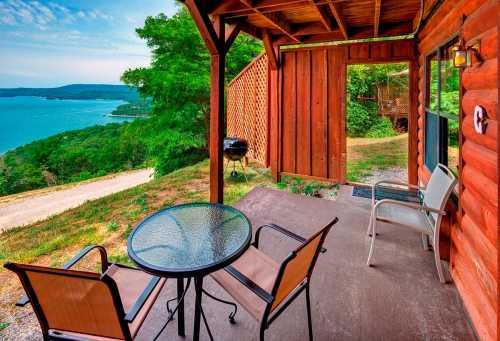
[463, 0, 497, 41]
[476, 27, 498, 60]
[462, 58, 497, 90]
[462, 164, 498, 208]
[418, 92, 424, 104]
[419, 0, 488, 50]
[462, 140, 497, 182]
[461, 188, 485, 226]
[461, 189, 498, 247]
[461, 214, 498, 278]
[462, 115, 497, 151]
[451, 249, 497, 341]
[452, 226, 497, 311]
[462, 89, 498, 119]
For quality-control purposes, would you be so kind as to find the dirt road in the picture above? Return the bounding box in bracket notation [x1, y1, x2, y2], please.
[0, 168, 154, 232]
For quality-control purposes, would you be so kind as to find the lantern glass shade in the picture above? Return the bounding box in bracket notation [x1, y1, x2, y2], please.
[452, 47, 467, 68]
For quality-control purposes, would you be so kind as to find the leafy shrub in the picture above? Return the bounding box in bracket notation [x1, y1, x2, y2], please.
[347, 101, 376, 137]
[154, 131, 207, 177]
[365, 117, 396, 138]
[106, 222, 119, 232]
[277, 176, 336, 197]
[448, 119, 459, 147]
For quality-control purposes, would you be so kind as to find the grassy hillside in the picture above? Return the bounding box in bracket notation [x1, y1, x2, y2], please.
[0, 160, 272, 268]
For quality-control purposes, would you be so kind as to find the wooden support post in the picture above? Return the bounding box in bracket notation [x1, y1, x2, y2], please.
[209, 16, 225, 204]
[270, 45, 280, 181]
[184, 1, 238, 203]
[262, 30, 278, 70]
[408, 58, 419, 186]
[210, 52, 225, 203]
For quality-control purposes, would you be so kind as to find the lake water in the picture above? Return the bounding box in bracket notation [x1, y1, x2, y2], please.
[0, 96, 133, 154]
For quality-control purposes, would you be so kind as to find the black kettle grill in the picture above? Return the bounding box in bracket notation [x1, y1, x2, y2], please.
[223, 137, 248, 179]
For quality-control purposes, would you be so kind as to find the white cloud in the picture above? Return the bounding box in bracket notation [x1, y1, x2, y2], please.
[0, 1, 113, 30]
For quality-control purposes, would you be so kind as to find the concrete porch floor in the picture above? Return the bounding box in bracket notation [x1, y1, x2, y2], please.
[137, 186, 476, 341]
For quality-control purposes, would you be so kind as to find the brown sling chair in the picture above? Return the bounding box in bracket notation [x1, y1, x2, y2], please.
[4, 245, 166, 341]
[210, 217, 338, 341]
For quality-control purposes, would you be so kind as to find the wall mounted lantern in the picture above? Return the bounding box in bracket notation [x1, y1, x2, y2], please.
[453, 40, 482, 68]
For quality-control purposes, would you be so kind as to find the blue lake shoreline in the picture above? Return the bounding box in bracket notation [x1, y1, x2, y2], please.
[0, 96, 134, 155]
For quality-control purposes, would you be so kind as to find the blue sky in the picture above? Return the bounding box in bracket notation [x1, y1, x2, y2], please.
[0, 0, 179, 87]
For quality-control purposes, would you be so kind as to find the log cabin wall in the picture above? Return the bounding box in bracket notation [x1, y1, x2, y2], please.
[416, 0, 498, 339]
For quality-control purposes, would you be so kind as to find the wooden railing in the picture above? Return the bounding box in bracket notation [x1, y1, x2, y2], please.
[227, 53, 269, 166]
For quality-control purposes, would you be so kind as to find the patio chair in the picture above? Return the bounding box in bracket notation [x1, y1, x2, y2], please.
[210, 217, 338, 341]
[366, 163, 457, 283]
[4, 245, 166, 341]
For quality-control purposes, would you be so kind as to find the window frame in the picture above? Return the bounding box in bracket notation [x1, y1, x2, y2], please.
[423, 35, 461, 174]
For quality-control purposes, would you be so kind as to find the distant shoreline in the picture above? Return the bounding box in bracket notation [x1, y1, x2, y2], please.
[108, 114, 148, 118]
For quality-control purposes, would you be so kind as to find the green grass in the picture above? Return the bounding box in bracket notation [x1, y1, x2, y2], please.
[347, 135, 408, 182]
[0, 322, 9, 331]
[0, 160, 273, 268]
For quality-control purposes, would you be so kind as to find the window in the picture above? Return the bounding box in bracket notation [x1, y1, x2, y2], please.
[424, 38, 460, 175]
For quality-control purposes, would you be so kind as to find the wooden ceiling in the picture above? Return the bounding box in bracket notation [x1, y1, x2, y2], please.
[196, 0, 432, 45]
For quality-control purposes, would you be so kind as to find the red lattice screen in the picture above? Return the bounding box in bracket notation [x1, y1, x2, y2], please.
[227, 53, 269, 166]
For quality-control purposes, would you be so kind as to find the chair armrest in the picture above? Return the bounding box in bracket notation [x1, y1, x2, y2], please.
[16, 245, 109, 307]
[225, 265, 274, 304]
[254, 223, 306, 247]
[124, 276, 161, 323]
[372, 180, 423, 203]
[63, 245, 109, 272]
[373, 199, 446, 216]
[253, 223, 327, 253]
[373, 180, 423, 190]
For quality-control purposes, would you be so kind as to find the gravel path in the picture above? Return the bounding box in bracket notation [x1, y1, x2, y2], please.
[362, 167, 408, 185]
[0, 168, 154, 233]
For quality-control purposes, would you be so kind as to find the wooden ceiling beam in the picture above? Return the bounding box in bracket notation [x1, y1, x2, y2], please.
[185, 0, 223, 54]
[374, 0, 381, 37]
[292, 22, 329, 36]
[262, 30, 278, 69]
[309, 0, 333, 31]
[275, 21, 412, 46]
[327, 2, 348, 39]
[239, 0, 301, 43]
[225, 23, 242, 53]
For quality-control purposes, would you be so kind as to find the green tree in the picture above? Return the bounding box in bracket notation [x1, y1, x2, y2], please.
[122, 7, 262, 136]
[347, 63, 407, 137]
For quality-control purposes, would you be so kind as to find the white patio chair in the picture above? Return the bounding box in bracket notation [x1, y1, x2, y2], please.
[366, 164, 457, 283]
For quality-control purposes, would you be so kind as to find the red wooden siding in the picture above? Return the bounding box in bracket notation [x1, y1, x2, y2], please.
[276, 40, 416, 182]
[417, 0, 498, 339]
[279, 47, 346, 182]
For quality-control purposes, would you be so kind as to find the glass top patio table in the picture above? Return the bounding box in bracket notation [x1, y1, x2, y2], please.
[127, 203, 252, 278]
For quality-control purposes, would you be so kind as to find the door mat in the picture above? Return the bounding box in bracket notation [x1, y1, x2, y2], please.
[352, 185, 420, 203]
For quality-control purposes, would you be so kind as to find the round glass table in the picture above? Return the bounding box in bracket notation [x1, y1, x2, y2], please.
[127, 203, 252, 341]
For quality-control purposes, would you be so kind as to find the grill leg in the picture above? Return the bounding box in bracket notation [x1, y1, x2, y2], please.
[238, 160, 248, 182]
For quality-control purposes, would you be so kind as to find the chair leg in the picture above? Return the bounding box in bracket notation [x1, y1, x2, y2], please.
[202, 288, 238, 324]
[366, 208, 374, 236]
[433, 235, 447, 283]
[259, 322, 266, 341]
[305, 285, 314, 341]
[421, 233, 430, 251]
[366, 219, 377, 266]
